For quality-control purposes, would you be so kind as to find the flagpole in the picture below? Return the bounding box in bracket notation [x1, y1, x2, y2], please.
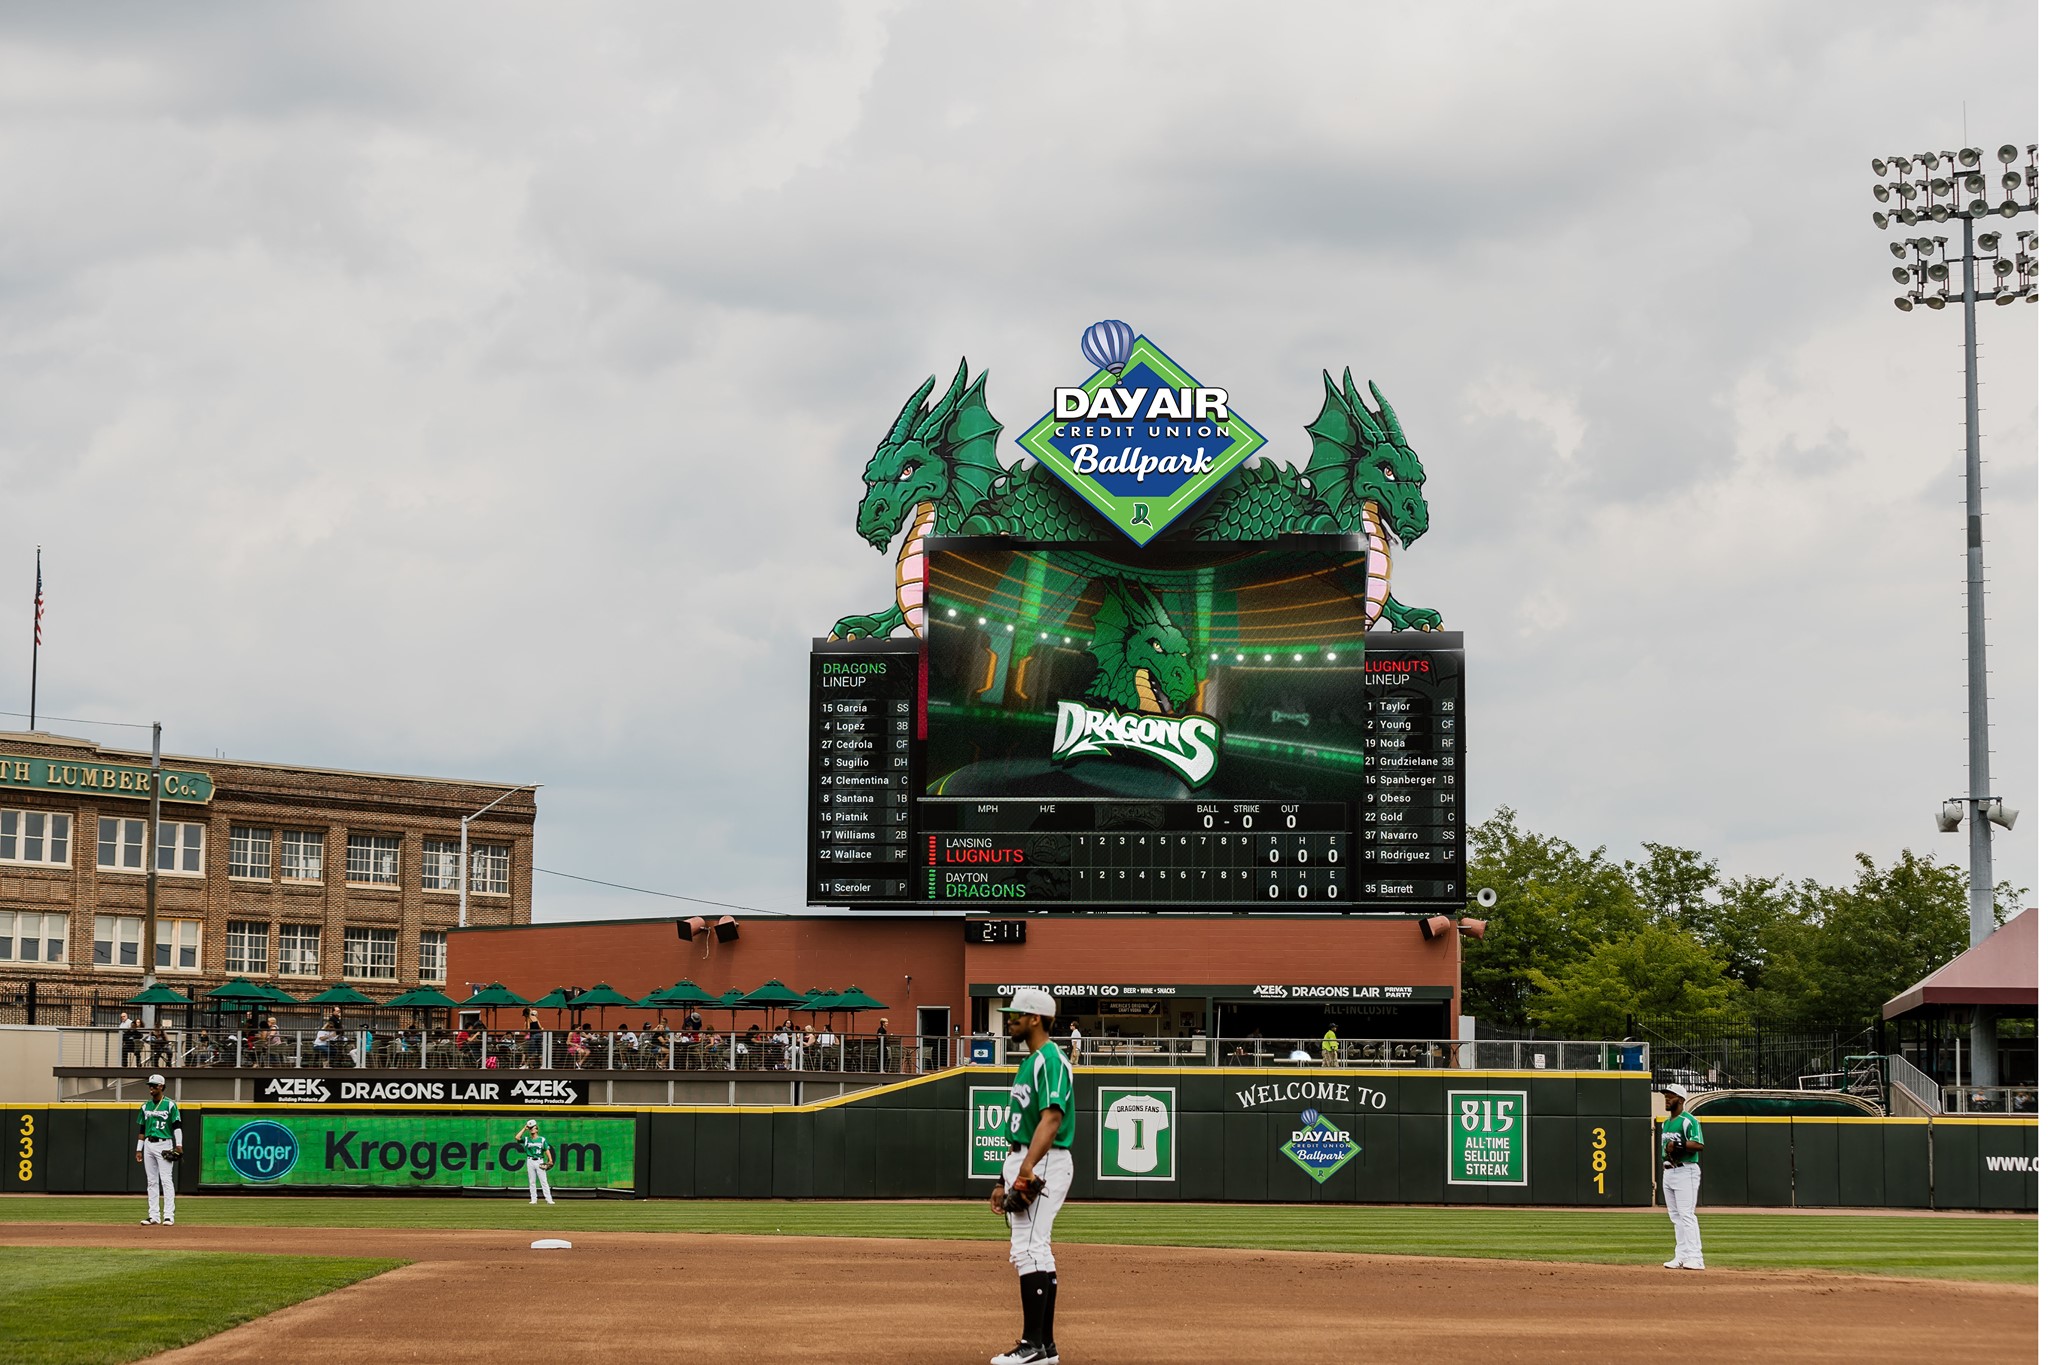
[28, 546, 39, 732]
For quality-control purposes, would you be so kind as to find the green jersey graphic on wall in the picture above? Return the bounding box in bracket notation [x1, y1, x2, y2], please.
[1005, 1041, 1076, 1150]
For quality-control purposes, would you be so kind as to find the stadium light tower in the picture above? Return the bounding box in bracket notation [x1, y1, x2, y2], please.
[1871, 143, 2036, 1097]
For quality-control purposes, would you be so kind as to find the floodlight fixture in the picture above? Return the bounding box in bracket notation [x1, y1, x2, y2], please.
[1892, 266, 1912, 285]
[1890, 241, 1908, 259]
[1994, 292, 2015, 305]
[2002, 170, 2023, 192]
[1894, 297, 1914, 312]
[1925, 294, 1946, 309]
[1959, 147, 1981, 169]
[1872, 184, 1891, 202]
[1930, 177, 1951, 196]
[1871, 156, 1889, 175]
[1998, 143, 2019, 164]
[1928, 262, 1950, 282]
[1965, 173, 1987, 196]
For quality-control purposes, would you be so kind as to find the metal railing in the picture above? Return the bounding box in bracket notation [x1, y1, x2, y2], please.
[1942, 1085, 2039, 1114]
[60, 1028, 1641, 1075]
[1887, 1054, 1943, 1116]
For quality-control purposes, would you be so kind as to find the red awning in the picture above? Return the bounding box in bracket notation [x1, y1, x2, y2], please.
[1883, 907, 2037, 1019]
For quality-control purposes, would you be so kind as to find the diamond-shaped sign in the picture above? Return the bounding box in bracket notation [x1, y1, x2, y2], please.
[1016, 336, 1266, 546]
[1280, 1110, 1361, 1184]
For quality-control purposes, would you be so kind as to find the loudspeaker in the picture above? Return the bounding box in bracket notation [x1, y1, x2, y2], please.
[1419, 915, 1453, 941]
[714, 916, 740, 943]
[676, 916, 708, 940]
[1474, 887, 1498, 909]
[1458, 917, 1487, 940]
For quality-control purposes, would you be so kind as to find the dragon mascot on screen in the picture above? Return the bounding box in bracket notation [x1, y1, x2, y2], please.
[829, 359, 1440, 640]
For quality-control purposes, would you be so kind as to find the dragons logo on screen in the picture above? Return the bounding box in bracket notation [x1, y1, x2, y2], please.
[225, 1119, 299, 1182]
[829, 324, 1443, 640]
[1050, 579, 1221, 787]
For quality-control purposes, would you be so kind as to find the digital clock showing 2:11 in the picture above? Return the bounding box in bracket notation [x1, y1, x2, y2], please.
[965, 919, 1028, 945]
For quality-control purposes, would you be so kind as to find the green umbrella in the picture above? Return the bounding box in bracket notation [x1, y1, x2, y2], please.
[569, 981, 634, 1027]
[659, 978, 717, 1007]
[124, 983, 193, 1005]
[741, 979, 808, 1024]
[833, 986, 887, 1012]
[258, 984, 301, 1005]
[458, 982, 532, 1008]
[798, 989, 842, 1012]
[383, 987, 459, 1009]
[306, 984, 377, 1007]
[205, 978, 274, 1002]
[529, 988, 575, 1010]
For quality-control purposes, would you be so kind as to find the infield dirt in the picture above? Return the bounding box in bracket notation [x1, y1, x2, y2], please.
[3, 1224, 2032, 1364]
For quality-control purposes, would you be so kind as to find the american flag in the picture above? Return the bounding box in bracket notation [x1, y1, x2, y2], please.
[33, 552, 43, 647]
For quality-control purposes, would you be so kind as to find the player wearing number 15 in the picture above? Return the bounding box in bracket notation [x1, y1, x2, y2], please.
[1658, 1082, 1706, 1270]
[135, 1074, 183, 1226]
[986, 987, 1074, 1365]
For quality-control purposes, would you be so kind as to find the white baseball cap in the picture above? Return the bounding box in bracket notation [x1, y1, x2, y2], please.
[1659, 1082, 1689, 1099]
[1001, 987, 1057, 1020]
[147, 1073, 166, 1087]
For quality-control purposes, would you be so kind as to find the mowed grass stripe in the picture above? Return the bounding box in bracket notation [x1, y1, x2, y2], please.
[1, 1197, 2033, 1283]
[0, 1246, 401, 1365]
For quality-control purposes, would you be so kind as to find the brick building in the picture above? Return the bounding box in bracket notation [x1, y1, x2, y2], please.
[0, 730, 536, 1024]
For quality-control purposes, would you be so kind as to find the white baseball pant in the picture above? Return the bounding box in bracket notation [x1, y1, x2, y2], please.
[527, 1159, 554, 1204]
[1662, 1161, 1703, 1266]
[1002, 1146, 1073, 1275]
[141, 1140, 177, 1222]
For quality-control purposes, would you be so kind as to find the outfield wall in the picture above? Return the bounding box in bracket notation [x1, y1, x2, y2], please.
[5, 1069, 2033, 1210]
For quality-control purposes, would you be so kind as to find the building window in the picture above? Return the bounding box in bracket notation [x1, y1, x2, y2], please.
[343, 926, 398, 981]
[418, 931, 446, 984]
[229, 827, 273, 880]
[0, 811, 70, 866]
[278, 924, 320, 977]
[346, 833, 400, 886]
[93, 915, 142, 968]
[154, 920, 202, 972]
[280, 830, 324, 882]
[0, 912, 67, 963]
[469, 843, 510, 896]
[97, 817, 145, 871]
[422, 839, 461, 892]
[156, 822, 205, 875]
[226, 921, 269, 975]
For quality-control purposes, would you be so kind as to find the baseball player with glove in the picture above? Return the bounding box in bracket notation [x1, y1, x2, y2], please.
[135, 1073, 182, 1226]
[1658, 1082, 1705, 1269]
[515, 1118, 556, 1205]
[986, 987, 1073, 1365]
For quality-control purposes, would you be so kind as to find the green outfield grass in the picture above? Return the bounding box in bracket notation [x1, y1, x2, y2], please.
[0, 1197, 2035, 1284]
[0, 1246, 401, 1365]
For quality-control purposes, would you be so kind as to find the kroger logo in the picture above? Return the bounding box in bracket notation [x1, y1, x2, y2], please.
[226, 1120, 299, 1182]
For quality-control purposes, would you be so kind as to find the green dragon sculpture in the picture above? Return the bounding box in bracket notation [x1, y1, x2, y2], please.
[1084, 579, 1199, 715]
[829, 361, 1440, 639]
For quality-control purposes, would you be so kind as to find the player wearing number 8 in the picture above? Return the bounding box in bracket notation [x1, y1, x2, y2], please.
[1658, 1083, 1706, 1269]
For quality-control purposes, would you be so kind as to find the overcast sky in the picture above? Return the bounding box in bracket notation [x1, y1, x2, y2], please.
[0, 2, 2035, 921]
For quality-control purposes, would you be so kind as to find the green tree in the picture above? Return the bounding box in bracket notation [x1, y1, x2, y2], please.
[1527, 926, 1751, 1037]
[1463, 808, 1644, 1028]
[1756, 850, 1973, 1032]
[1697, 874, 1789, 992]
[1627, 843, 1719, 926]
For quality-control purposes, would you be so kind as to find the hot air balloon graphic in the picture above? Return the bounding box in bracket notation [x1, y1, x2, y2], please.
[1081, 319, 1136, 377]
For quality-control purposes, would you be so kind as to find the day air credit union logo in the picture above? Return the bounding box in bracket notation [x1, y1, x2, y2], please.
[1098, 1087, 1176, 1181]
[1016, 322, 1267, 546]
[226, 1119, 299, 1182]
[1280, 1108, 1360, 1184]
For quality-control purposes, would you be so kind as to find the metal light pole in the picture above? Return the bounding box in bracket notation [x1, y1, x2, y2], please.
[458, 786, 533, 929]
[141, 721, 162, 1027]
[1872, 143, 2036, 1095]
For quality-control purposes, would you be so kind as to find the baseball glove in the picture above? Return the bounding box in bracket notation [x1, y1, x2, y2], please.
[1662, 1137, 1685, 1169]
[996, 1173, 1046, 1215]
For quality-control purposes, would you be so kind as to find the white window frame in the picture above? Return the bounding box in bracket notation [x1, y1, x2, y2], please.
[229, 826, 273, 880]
[421, 838, 461, 893]
[468, 842, 510, 896]
[418, 930, 446, 985]
[343, 926, 398, 981]
[346, 833, 400, 886]
[153, 919, 202, 972]
[0, 810, 71, 867]
[155, 821, 205, 876]
[97, 817, 146, 872]
[0, 911, 69, 965]
[280, 830, 324, 883]
[93, 914, 143, 969]
[225, 920, 269, 975]
[278, 923, 321, 977]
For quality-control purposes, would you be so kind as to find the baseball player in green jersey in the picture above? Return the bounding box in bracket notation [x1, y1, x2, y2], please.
[515, 1118, 555, 1205]
[1658, 1083, 1706, 1269]
[135, 1074, 183, 1225]
[987, 987, 1073, 1365]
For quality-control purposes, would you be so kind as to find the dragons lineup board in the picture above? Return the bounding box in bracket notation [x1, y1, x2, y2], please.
[807, 538, 1466, 912]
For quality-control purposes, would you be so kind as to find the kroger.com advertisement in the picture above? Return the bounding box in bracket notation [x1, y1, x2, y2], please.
[201, 1114, 637, 1191]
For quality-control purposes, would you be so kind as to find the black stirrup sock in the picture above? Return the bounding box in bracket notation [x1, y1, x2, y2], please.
[1042, 1271, 1058, 1347]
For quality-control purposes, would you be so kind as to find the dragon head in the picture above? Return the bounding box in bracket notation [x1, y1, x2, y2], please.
[1084, 578, 1199, 715]
[1302, 369, 1429, 547]
[855, 359, 1004, 550]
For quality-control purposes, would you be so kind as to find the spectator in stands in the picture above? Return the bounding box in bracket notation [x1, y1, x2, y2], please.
[614, 1023, 639, 1068]
[875, 1018, 892, 1073]
[521, 1020, 542, 1068]
[148, 1026, 172, 1069]
[647, 1021, 671, 1067]
[119, 1012, 140, 1066]
[1069, 1021, 1083, 1063]
[816, 1024, 839, 1070]
[685, 1008, 704, 1034]
[566, 1026, 591, 1069]
[313, 1023, 340, 1067]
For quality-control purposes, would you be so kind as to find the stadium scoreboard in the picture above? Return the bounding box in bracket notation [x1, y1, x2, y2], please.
[806, 540, 1465, 913]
